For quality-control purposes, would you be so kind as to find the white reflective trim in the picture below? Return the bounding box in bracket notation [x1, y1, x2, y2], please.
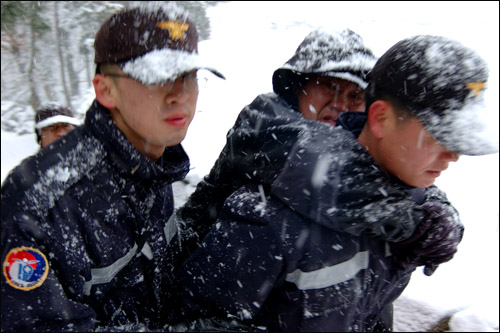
[82, 243, 138, 296]
[286, 251, 369, 290]
[141, 242, 153, 260]
[385, 242, 392, 257]
[164, 214, 178, 245]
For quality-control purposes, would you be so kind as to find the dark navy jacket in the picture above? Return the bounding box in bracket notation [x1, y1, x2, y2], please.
[167, 183, 412, 332]
[1, 100, 189, 331]
[167, 93, 311, 275]
[170, 94, 422, 268]
[164, 97, 456, 331]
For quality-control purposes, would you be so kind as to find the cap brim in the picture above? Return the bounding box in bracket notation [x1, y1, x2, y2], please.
[35, 115, 81, 130]
[420, 96, 499, 156]
[271, 68, 369, 108]
[121, 48, 225, 85]
[320, 71, 368, 89]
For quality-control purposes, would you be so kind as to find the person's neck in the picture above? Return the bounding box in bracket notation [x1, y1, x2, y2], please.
[139, 141, 164, 162]
[357, 127, 379, 164]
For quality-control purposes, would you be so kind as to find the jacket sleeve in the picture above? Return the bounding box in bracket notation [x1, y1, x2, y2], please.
[165, 186, 285, 325]
[270, 126, 423, 242]
[174, 94, 304, 257]
[1, 209, 97, 331]
[1, 176, 151, 332]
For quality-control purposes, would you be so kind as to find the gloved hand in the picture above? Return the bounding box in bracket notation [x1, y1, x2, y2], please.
[389, 201, 464, 276]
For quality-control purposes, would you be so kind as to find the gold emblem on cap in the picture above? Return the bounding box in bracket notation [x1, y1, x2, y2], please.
[465, 82, 486, 97]
[157, 21, 189, 41]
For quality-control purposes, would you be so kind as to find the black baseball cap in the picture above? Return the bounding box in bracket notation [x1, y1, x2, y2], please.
[367, 35, 497, 156]
[94, 2, 224, 85]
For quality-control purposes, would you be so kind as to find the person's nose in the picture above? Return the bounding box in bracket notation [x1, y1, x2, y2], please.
[328, 91, 348, 112]
[165, 76, 190, 104]
[441, 150, 460, 162]
[56, 126, 66, 137]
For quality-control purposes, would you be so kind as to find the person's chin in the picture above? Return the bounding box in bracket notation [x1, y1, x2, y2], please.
[166, 131, 189, 147]
[401, 173, 436, 188]
[414, 176, 436, 189]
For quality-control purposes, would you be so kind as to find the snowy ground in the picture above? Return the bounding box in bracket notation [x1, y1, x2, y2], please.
[2, 1, 499, 331]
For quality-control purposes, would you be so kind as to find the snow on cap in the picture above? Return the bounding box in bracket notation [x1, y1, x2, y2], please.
[35, 104, 80, 130]
[367, 35, 498, 156]
[273, 28, 377, 106]
[94, 2, 224, 85]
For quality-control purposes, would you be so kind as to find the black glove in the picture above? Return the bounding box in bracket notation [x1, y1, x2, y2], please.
[389, 201, 464, 276]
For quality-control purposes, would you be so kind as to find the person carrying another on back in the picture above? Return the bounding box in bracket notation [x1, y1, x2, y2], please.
[164, 35, 498, 331]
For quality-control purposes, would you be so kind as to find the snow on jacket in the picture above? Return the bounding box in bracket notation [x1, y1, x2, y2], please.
[163, 114, 434, 331]
[169, 93, 308, 265]
[1, 100, 189, 331]
[168, 94, 423, 270]
[164, 112, 459, 331]
[172, 28, 377, 264]
[271, 111, 427, 241]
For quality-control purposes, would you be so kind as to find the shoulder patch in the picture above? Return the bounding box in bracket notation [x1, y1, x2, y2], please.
[3, 247, 49, 291]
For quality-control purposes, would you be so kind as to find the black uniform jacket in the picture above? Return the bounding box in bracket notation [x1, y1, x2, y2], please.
[1, 100, 189, 331]
[164, 110, 453, 331]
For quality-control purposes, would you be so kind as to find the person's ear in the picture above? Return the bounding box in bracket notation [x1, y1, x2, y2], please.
[93, 74, 117, 109]
[366, 100, 391, 138]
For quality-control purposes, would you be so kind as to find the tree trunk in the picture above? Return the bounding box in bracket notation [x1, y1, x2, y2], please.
[3, 33, 27, 76]
[62, 27, 80, 97]
[28, 21, 41, 110]
[54, 1, 72, 109]
[84, 51, 92, 88]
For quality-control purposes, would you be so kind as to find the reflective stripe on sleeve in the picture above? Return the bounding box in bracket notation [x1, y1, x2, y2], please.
[164, 214, 178, 245]
[82, 243, 138, 296]
[285, 251, 369, 290]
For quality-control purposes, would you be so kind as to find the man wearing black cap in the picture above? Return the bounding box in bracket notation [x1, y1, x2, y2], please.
[164, 36, 497, 331]
[1, 2, 223, 331]
[35, 104, 80, 148]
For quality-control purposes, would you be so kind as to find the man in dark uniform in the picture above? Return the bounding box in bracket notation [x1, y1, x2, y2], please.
[165, 35, 496, 331]
[1, 2, 223, 331]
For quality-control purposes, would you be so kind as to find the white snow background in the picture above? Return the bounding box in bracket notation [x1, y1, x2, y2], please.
[1, 1, 498, 331]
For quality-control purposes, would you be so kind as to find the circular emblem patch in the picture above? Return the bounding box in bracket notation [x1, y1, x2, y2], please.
[3, 247, 49, 291]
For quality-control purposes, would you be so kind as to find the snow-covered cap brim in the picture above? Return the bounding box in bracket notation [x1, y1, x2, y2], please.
[35, 115, 81, 130]
[416, 91, 499, 156]
[279, 64, 372, 90]
[121, 48, 225, 85]
[320, 71, 369, 89]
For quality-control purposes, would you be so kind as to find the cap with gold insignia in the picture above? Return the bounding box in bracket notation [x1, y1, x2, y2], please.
[366, 35, 498, 156]
[94, 2, 224, 85]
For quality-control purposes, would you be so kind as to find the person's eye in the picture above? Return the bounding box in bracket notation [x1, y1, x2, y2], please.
[155, 80, 174, 90]
[184, 73, 197, 81]
[349, 92, 363, 101]
[321, 82, 338, 94]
